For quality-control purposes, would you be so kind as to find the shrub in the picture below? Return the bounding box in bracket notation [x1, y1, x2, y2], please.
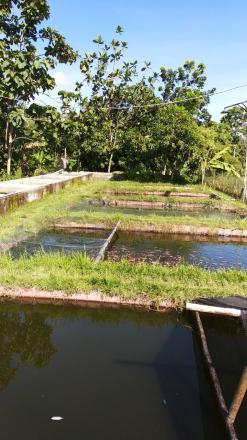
[206, 174, 242, 198]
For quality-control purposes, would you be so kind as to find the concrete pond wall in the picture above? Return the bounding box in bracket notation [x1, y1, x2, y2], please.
[0, 171, 113, 215]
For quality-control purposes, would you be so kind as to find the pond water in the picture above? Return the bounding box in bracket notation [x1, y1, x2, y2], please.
[8, 229, 247, 270]
[9, 229, 108, 259]
[72, 202, 241, 221]
[1, 302, 245, 440]
[107, 232, 247, 270]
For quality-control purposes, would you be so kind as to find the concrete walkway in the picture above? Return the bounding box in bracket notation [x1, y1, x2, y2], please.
[0, 171, 111, 214]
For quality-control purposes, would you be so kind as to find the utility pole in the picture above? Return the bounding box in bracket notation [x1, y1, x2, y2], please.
[224, 100, 247, 202]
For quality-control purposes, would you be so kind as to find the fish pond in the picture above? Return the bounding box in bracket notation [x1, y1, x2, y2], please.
[72, 201, 243, 221]
[107, 232, 247, 270]
[0, 302, 246, 439]
[9, 229, 108, 259]
[8, 229, 247, 270]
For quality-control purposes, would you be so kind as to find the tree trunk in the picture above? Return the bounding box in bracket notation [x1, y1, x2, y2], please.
[7, 124, 13, 176]
[242, 137, 247, 202]
[162, 164, 167, 176]
[107, 114, 120, 174]
[108, 152, 113, 173]
[4, 120, 13, 176]
[201, 161, 206, 185]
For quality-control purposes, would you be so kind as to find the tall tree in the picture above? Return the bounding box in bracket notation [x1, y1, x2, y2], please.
[0, 0, 77, 174]
[159, 61, 215, 123]
[77, 26, 157, 172]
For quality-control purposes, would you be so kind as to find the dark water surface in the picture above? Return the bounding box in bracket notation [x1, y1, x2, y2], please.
[0, 303, 233, 440]
[107, 232, 247, 270]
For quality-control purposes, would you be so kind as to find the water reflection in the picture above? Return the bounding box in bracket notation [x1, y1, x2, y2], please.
[0, 306, 55, 391]
[0, 303, 228, 440]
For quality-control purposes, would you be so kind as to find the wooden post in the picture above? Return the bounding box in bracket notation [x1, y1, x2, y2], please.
[95, 221, 120, 262]
[194, 312, 238, 440]
[228, 367, 247, 424]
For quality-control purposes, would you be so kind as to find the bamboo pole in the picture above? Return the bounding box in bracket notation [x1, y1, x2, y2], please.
[95, 221, 120, 263]
[186, 302, 241, 317]
[228, 367, 247, 424]
[194, 312, 238, 440]
[241, 311, 247, 336]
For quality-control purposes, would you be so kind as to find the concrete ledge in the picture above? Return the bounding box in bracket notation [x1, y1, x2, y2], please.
[0, 286, 176, 311]
[0, 171, 114, 215]
[91, 198, 246, 214]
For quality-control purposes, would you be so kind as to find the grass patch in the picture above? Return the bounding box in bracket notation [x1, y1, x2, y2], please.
[0, 252, 247, 307]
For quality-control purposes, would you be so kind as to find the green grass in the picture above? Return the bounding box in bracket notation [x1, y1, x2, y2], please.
[65, 206, 247, 229]
[0, 252, 247, 307]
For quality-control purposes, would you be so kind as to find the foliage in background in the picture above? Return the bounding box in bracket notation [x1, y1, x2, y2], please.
[0, 2, 245, 192]
[0, 0, 77, 175]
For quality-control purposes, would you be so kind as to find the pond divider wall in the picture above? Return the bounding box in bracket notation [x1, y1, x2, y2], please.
[105, 190, 215, 198]
[54, 221, 247, 240]
[95, 221, 120, 262]
[0, 286, 175, 311]
[94, 199, 242, 213]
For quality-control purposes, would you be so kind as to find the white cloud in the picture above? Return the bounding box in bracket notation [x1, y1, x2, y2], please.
[53, 71, 70, 86]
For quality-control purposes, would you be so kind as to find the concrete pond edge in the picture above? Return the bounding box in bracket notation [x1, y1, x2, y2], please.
[0, 286, 177, 312]
[54, 221, 247, 240]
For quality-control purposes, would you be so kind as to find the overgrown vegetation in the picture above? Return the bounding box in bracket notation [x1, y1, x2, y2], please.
[0, 0, 246, 196]
[206, 174, 243, 199]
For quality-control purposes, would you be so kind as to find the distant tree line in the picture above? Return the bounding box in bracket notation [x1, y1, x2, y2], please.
[0, 0, 246, 187]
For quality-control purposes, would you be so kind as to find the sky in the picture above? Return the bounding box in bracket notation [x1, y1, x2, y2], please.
[44, 0, 247, 121]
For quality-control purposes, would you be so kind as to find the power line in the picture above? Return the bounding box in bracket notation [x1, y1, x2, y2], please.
[1, 81, 247, 110]
[224, 100, 247, 110]
[101, 83, 247, 110]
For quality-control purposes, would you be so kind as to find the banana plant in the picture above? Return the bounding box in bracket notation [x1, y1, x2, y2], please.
[201, 146, 240, 185]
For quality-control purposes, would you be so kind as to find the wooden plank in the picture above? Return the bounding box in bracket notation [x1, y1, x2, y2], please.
[194, 312, 238, 440]
[95, 221, 120, 262]
[186, 302, 241, 317]
[228, 367, 247, 424]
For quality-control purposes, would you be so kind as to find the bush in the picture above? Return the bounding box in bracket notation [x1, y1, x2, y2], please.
[206, 174, 243, 198]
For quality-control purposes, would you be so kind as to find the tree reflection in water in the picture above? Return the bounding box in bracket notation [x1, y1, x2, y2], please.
[0, 305, 56, 392]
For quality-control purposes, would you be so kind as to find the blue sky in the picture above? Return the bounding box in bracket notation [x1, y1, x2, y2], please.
[45, 0, 247, 120]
